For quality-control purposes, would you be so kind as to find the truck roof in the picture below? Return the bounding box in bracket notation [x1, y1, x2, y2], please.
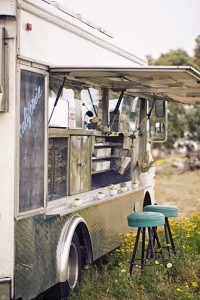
[9, 0, 147, 67]
[46, 0, 114, 38]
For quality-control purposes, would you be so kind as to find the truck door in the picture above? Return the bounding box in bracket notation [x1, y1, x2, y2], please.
[18, 67, 47, 214]
[69, 135, 91, 195]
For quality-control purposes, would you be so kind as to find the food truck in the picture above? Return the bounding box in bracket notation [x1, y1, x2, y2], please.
[1, 0, 200, 299]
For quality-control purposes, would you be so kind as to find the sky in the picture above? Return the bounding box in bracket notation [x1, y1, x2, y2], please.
[58, 0, 200, 60]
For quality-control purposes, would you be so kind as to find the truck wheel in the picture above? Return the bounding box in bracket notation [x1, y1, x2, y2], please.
[44, 232, 82, 300]
[66, 232, 82, 291]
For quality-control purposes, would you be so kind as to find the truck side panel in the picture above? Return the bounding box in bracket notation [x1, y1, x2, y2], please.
[15, 191, 143, 299]
[0, 19, 16, 299]
[17, 1, 146, 67]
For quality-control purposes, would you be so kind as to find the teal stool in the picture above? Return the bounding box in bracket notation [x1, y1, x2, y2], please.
[127, 212, 165, 274]
[144, 205, 178, 255]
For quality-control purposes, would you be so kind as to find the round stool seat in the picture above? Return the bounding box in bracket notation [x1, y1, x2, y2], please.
[127, 212, 165, 228]
[144, 205, 178, 218]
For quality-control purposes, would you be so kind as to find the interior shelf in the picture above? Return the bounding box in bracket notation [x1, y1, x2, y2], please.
[91, 135, 131, 188]
[92, 155, 120, 160]
[94, 143, 122, 147]
[92, 169, 112, 175]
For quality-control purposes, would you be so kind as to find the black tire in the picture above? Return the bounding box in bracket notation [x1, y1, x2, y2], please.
[44, 232, 82, 300]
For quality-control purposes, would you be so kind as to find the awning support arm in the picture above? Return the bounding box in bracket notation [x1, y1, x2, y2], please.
[146, 95, 156, 119]
[109, 89, 125, 131]
[87, 88, 97, 116]
[48, 76, 67, 124]
[137, 95, 156, 135]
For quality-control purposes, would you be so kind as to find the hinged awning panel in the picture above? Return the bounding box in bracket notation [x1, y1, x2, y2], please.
[49, 66, 200, 104]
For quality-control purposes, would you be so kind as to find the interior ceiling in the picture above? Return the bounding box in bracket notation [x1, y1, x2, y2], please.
[49, 66, 200, 105]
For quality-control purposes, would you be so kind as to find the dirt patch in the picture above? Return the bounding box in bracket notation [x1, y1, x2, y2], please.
[155, 162, 200, 218]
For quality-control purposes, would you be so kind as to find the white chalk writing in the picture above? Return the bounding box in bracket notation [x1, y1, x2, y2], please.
[20, 86, 43, 138]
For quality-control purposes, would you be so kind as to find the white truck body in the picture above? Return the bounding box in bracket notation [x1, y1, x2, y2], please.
[0, 1, 200, 299]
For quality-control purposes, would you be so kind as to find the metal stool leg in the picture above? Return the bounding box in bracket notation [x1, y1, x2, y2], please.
[164, 218, 171, 256]
[146, 227, 155, 259]
[165, 217, 176, 254]
[148, 227, 155, 259]
[130, 227, 141, 275]
[141, 227, 146, 271]
[152, 227, 165, 260]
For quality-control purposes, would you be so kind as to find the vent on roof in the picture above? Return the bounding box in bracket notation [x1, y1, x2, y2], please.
[45, 1, 113, 37]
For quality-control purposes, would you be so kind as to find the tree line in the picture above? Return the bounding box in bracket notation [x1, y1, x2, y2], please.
[148, 35, 200, 151]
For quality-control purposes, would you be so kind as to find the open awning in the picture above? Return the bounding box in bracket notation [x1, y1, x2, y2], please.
[49, 66, 200, 105]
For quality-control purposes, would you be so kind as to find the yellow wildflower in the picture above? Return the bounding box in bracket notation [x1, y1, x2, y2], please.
[167, 263, 172, 268]
[191, 282, 198, 287]
[139, 283, 144, 289]
[125, 233, 131, 237]
[176, 288, 182, 292]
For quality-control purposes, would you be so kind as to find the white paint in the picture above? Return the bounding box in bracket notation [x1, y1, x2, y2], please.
[0, 21, 16, 297]
[18, 1, 146, 67]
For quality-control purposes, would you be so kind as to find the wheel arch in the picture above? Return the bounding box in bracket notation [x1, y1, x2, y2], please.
[75, 221, 93, 265]
[57, 215, 93, 282]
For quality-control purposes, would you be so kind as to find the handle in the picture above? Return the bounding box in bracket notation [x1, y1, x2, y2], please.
[78, 162, 86, 167]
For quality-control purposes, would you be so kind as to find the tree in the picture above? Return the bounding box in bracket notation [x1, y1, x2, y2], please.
[186, 105, 200, 142]
[148, 48, 200, 150]
[154, 49, 198, 69]
[194, 35, 200, 67]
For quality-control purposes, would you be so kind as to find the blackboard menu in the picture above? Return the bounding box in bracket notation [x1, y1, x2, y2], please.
[19, 70, 45, 212]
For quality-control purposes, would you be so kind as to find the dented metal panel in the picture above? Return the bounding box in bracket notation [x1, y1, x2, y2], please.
[15, 215, 71, 299]
[79, 191, 143, 259]
[15, 190, 142, 299]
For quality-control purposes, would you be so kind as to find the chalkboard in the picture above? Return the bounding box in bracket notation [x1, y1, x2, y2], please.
[19, 70, 45, 212]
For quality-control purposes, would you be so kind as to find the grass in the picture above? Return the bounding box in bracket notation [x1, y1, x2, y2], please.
[68, 213, 200, 300]
[67, 158, 200, 300]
